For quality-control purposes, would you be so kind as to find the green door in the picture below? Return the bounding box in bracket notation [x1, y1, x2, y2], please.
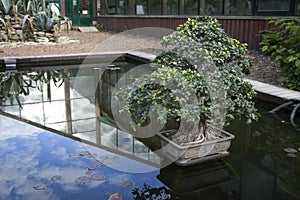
[69, 0, 93, 26]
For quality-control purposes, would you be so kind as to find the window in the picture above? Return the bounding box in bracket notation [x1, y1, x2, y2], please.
[149, 0, 162, 15]
[184, 0, 199, 15]
[136, 0, 148, 14]
[296, 0, 300, 15]
[167, 0, 179, 15]
[117, 0, 126, 14]
[96, 0, 101, 15]
[204, 0, 223, 15]
[257, 0, 290, 12]
[225, 0, 253, 15]
[107, 0, 117, 14]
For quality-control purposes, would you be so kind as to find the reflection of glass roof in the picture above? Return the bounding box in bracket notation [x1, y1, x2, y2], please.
[0, 64, 162, 169]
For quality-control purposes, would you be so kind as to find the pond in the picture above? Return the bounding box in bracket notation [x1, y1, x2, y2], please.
[0, 56, 300, 199]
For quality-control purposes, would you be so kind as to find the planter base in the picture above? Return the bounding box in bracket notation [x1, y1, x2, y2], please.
[158, 125, 234, 166]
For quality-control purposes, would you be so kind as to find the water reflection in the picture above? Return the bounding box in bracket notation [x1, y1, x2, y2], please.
[0, 115, 163, 200]
[0, 63, 166, 171]
[1, 63, 300, 199]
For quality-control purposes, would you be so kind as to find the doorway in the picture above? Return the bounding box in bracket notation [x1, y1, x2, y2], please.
[69, 0, 93, 26]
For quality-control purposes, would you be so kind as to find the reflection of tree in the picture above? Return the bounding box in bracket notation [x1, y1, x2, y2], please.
[250, 114, 300, 198]
[132, 183, 171, 200]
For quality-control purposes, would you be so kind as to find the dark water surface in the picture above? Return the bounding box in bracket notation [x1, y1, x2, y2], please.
[0, 64, 300, 199]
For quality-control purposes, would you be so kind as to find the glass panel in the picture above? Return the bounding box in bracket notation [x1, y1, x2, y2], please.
[296, 0, 300, 15]
[257, 0, 290, 12]
[72, 118, 96, 133]
[167, 0, 179, 15]
[225, 0, 253, 15]
[44, 101, 66, 123]
[127, 0, 136, 14]
[117, 130, 133, 153]
[203, 0, 223, 15]
[107, 0, 117, 14]
[80, 0, 90, 16]
[72, 0, 79, 17]
[65, 0, 70, 16]
[96, 0, 101, 15]
[184, 0, 198, 15]
[117, 0, 126, 14]
[149, 0, 162, 15]
[136, 0, 148, 14]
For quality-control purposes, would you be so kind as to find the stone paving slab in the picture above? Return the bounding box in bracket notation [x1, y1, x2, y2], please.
[245, 79, 300, 101]
[77, 26, 99, 33]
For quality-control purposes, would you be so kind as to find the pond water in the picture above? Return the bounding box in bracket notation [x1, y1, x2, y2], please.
[0, 61, 300, 199]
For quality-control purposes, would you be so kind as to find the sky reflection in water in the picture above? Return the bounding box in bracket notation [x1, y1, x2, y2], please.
[0, 115, 164, 200]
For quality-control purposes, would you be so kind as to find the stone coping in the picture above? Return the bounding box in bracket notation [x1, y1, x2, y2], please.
[244, 79, 300, 104]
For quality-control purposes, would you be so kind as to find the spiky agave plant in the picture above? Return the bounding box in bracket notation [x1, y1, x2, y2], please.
[33, 10, 57, 32]
[21, 14, 34, 40]
[0, 0, 13, 16]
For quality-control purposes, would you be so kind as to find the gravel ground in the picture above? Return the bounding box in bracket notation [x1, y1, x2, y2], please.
[0, 30, 280, 86]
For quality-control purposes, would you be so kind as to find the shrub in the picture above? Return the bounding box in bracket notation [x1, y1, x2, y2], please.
[260, 17, 300, 90]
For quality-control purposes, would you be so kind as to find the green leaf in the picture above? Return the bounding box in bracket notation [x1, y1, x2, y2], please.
[295, 59, 300, 68]
[275, 55, 283, 61]
[287, 56, 297, 63]
[294, 67, 300, 75]
[262, 45, 268, 52]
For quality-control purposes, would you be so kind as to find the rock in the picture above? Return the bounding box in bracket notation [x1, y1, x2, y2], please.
[11, 35, 19, 41]
[58, 36, 69, 43]
[0, 46, 3, 53]
[37, 31, 46, 37]
[48, 37, 55, 42]
[13, 24, 21, 29]
[16, 30, 22, 36]
[2, 35, 8, 41]
[35, 37, 49, 43]
[45, 32, 53, 37]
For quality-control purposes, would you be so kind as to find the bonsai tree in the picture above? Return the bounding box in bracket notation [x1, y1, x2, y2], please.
[115, 16, 259, 144]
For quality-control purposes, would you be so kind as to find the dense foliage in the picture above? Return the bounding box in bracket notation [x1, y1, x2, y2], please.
[260, 17, 300, 90]
[0, 0, 59, 41]
[117, 16, 259, 143]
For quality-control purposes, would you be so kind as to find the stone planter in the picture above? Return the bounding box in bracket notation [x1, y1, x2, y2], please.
[158, 125, 235, 166]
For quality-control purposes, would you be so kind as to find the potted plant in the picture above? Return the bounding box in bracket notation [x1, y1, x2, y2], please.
[114, 16, 259, 165]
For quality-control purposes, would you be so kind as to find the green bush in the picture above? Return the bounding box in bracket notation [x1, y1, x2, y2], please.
[117, 16, 258, 144]
[260, 17, 300, 90]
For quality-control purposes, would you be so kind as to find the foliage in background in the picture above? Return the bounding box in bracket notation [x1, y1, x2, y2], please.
[94, 22, 105, 32]
[260, 17, 300, 90]
[117, 16, 259, 144]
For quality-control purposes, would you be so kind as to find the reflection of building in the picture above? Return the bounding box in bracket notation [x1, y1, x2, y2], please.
[57, 0, 299, 49]
[0, 53, 164, 168]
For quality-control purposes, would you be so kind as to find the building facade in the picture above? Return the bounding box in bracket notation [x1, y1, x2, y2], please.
[60, 0, 300, 49]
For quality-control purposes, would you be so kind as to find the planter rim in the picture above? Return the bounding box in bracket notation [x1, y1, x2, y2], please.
[158, 126, 235, 150]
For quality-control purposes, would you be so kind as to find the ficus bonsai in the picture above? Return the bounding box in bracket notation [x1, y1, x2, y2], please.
[115, 16, 259, 144]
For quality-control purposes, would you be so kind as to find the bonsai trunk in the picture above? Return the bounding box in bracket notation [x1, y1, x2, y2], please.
[171, 116, 207, 144]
